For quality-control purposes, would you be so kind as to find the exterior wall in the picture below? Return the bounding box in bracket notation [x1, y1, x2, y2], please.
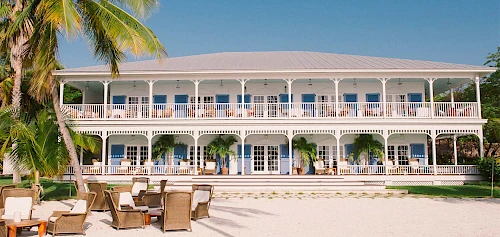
[82, 90, 103, 104]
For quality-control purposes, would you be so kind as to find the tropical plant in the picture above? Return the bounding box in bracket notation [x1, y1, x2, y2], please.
[477, 157, 500, 184]
[291, 137, 317, 168]
[0, 0, 165, 192]
[349, 134, 384, 165]
[206, 135, 237, 169]
[152, 135, 186, 165]
[0, 107, 100, 184]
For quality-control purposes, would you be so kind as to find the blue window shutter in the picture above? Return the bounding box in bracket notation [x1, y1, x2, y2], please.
[280, 144, 290, 174]
[216, 94, 230, 103]
[237, 95, 242, 103]
[345, 144, 353, 164]
[153, 95, 167, 104]
[366, 93, 380, 102]
[112, 96, 126, 104]
[244, 144, 251, 158]
[110, 145, 125, 165]
[411, 144, 425, 159]
[174, 95, 188, 103]
[301, 94, 316, 102]
[244, 94, 251, 103]
[408, 93, 423, 102]
[280, 144, 289, 158]
[173, 145, 186, 165]
[344, 94, 358, 102]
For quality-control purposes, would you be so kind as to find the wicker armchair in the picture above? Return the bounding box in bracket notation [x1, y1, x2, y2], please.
[191, 184, 214, 220]
[0, 184, 17, 208]
[0, 220, 6, 237]
[162, 192, 192, 232]
[313, 160, 327, 174]
[0, 188, 35, 220]
[104, 191, 145, 230]
[88, 182, 108, 211]
[46, 192, 96, 236]
[111, 177, 149, 198]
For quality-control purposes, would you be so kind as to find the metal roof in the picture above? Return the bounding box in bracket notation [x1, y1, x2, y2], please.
[57, 51, 495, 73]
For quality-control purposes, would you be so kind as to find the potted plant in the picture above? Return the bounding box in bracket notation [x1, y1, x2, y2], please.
[206, 135, 237, 175]
[349, 134, 384, 173]
[290, 137, 317, 175]
[152, 135, 186, 166]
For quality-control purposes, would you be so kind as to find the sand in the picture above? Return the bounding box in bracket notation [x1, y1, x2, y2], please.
[23, 196, 500, 237]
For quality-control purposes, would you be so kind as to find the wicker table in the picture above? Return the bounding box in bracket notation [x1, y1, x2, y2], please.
[5, 219, 47, 237]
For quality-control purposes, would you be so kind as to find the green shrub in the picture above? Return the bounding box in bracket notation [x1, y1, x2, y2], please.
[477, 157, 500, 182]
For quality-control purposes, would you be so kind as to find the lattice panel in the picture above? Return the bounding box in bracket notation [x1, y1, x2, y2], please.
[246, 130, 288, 136]
[436, 129, 479, 136]
[340, 129, 383, 136]
[363, 181, 384, 186]
[292, 130, 335, 136]
[107, 130, 147, 136]
[153, 130, 194, 136]
[199, 130, 241, 136]
[388, 129, 431, 136]
[392, 181, 433, 186]
[440, 181, 464, 186]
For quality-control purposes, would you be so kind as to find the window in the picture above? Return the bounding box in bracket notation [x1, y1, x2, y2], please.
[126, 146, 148, 165]
[189, 146, 208, 166]
[189, 96, 214, 104]
[318, 145, 330, 167]
[128, 97, 139, 104]
[386, 94, 406, 103]
[332, 145, 344, 164]
[398, 145, 409, 165]
[141, 97, 149, 104]
[387, 146, 395, 162]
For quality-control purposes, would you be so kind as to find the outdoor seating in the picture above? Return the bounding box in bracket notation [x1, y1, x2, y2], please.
[142, 161, 154, 175]
[337, 160, 350, 174]
[111, 177, 149, 199]
[46, 192, 96, 236]
[161, 191, 192, 232]
[89, 160, 101, 174]
[115, 191, 160, 212]
[191, 184, 214, 220]
[204, 162, 216, 175]
[117, 159, 133, 174]
[0, 220, 6, 237]
[409, 159, 423, 174]
[1, 188, 35, 220]
[384, 160, 399, 174]
[104, 191, 145, 230]
[87, 182, 109, 211]
[313, 160, 326, 174]
[339, 105, 350, 117]
[0, 184, 17, 209]
[178, 161, 192, 174]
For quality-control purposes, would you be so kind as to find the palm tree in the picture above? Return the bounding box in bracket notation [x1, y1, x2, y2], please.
[0, 107, 100, 184]
[292, 137, 317, 170]
[152, 135, 186, 165]
[349, 134, 384, 165]
[206, 135, 237, 174]
[1, 0, 165, 192]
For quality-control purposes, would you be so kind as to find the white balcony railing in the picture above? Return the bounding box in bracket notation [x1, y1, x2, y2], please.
[64, 164, 479, 175]
[63, 102, 479, 120]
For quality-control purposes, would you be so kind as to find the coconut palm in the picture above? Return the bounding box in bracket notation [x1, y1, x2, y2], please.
[292, 137, 317, 168]
[0, 107, 100, 184]
[152, 135, 186, 165]
[1, 0, 165, 192]
[349, 134, 384, 165]
[206, 135, 237, 173]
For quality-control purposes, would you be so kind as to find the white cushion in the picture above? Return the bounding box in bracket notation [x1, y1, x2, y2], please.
[144, 162, 154, 166]
[70, 200, 87, 214]
[93, 162, 101, 166]
[118, 192, 135, 210]
[191, 190, 210, 211]
[4, 197, 32, 219]
[49, 217, 58, 223]
[338, 161, 348, 166]
[131, 182, 148, 196]
[180, 162, 188, 167]
[121, 161, 131, 166]
[409, 160, 419, 166]
[314, 161, 324, 169]
[206, 162, 216, 169]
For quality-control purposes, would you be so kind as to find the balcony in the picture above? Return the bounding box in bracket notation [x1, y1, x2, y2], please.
[63, 102, 479, 120]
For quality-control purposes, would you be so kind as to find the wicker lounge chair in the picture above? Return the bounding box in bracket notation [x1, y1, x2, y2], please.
[0, 184, 17, 209]
[204, 162, 216, 175]
[111, 177, 149, 199]
[313, 160, 326, 174]
[46, 192, 96, 236]
[114, 191, 161, 212]
[191, 184, 214, 220]
[0, 220, 6, 237]
[0, 188, 35, 220]
[104, 191, 145, 230]
[162, 192, 192, 232]
[87, 182, 108, 211]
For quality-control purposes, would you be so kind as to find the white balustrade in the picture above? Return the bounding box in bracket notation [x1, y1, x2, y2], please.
[435, 165, 479, 175]
[434, 102, 478, 118]
[63, 104, 104, 119]
[107, 104, 149, 119]
[385, 102, 432, 118]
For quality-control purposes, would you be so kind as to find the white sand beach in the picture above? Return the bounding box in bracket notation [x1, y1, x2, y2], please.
[21, 195, 500, 237]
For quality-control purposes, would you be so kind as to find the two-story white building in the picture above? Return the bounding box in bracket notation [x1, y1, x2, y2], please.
[56, 51, 495, 182]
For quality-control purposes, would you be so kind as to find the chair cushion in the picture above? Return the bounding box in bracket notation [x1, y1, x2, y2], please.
[192, 190, 211, 211]
[70, 200, 87, 214]
[131, 182, 148, 196]
[121, 161, 131, 166]
[49, 216, 58, 223]
[118, 192, 135, 210]
[4, 197, 32, 219]
[206, 162, 216, 169]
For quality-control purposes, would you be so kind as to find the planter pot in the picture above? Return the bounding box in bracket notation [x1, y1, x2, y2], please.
[297, 167, 304, 175]
[221, 167, 229, 175]
[292, 167, 298, 175]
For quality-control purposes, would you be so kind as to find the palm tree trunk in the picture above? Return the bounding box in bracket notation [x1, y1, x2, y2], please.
[10, 43, 25, 184]
[51, 86, 86, 193]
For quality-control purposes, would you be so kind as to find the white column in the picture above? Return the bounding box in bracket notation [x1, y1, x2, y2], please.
[147, 134, 152, 163]
[101, 135, 107, 175]
[193, 80, 200, 118]
[59, 81, 66, 106]
[336, 136, 341, 175]
[334, 79, 340, 118]
[287, 79, 294, 119]
[289, 136, 293, 175]
[241, 135, 245, 175]
[475, 76, 482, 118]
[384, 136, 389, 175]
[380, 78, 387, 118]
[428, 78, 436, 118]
[450, 87, 455, 104]
[79, 147, 84, 166]
[478, 128, 484, 158]
[431, 131, 437, 175]
[238, 80, 247, 118]
[147, 80, 155, 119]
[102, 81, 110, 119]
[194, 136, 198, 175]
[453, 134, 458, 165]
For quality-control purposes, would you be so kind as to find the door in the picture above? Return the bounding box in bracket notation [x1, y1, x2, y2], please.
[267, 95, 278, 117]
[343, 94, 358, 116]
[126, 145, 148, 166]
[252, 145, 280, 174]
[253, 96, 265, 117]
[216, 94, 229, 117]
[174, 95, 189, 118]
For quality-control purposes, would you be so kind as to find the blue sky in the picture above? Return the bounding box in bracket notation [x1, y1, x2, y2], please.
[58, 0, 500, 68]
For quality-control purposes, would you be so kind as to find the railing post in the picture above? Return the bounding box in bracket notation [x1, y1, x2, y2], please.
[426, 78, 436, 118]
[194, 135, 199, 175]
[59, 80, 66, 107]
[101, 134, 107, 175]
[474, 76, 482, 119]
[101, 81, 110, 119]
[147, 80, 156, 119]
[431, 130, 437, 175]
[241, 132, 245, 175]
